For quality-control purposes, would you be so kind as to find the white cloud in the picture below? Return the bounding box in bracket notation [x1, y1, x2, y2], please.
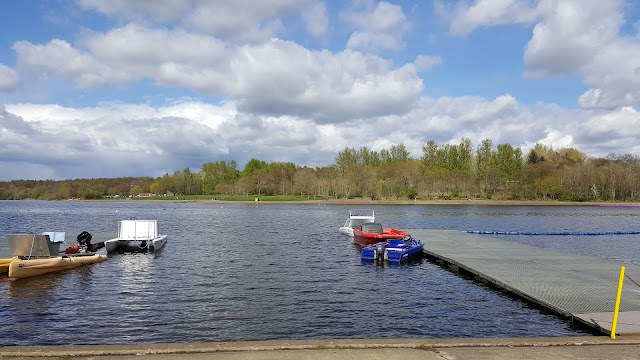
[0, 64, 20, 91]
[450, 0, 640, 109]
[4, 92, 640, 181]
[415, 55, 442, 72]
[523, 0, 622, 77]
[449, 0, 549, 36]
[522, 0, 640, 109]
[576, 36, 640, 108]
[580, 107, 640, 142]
[343, 1, 410, 51]
[228, 40, 422, 120]
[397, 94, 543, 149]
[14, 39, 128, 87]
[76, 0, 192, 22]
[302, 1, 328, 38]
[14, 24, 229, 89]
[78, 0, 308, 42]
[13, 26, 422, 122]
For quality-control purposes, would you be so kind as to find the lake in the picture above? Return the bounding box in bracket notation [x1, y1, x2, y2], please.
[2, 200, 639, 346]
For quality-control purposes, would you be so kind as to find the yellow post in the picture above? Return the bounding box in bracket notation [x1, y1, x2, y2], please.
[611, 266, 625, 339]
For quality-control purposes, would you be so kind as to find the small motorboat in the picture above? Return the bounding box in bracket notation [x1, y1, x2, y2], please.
[104, 219, 167, 253]
[361, 237, 424, 263]
[4, 232, 107, 280]
[339, 209, 375, 236]
[1, 232, 67, 274]
[352, 222, 410, 247]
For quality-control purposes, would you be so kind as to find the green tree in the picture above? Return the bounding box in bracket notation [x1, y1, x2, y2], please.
[335, 147, 358, 174]
[243, 158, 268, 176]
[201, 160, 239, 195]
[475, 138, 493, 180]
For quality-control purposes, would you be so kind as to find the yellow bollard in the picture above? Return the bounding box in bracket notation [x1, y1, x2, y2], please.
[611, 266, 626, 339]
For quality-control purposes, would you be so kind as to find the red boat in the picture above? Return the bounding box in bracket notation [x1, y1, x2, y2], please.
[353, 222, 410, 247]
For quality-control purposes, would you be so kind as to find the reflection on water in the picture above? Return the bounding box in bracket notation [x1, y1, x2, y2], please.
[1, 200, 637, 345]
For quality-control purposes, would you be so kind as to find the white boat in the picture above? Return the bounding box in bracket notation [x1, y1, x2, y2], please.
[339, 209, 375, 236]
[104, 220, 167, 253]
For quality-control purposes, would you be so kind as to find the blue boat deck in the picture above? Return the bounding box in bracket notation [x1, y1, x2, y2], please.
[408, 229, 640, 336]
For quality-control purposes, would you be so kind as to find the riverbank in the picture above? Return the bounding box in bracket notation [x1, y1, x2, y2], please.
[2, 336, 640, 359]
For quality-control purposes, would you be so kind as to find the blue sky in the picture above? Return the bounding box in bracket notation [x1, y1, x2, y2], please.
[0, 0, 639, 180]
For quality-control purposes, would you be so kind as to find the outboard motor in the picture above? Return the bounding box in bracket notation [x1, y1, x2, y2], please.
[375, 244, 385, 261]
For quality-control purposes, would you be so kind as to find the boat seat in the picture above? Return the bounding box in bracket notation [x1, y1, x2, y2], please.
[361, 222, 383, 234]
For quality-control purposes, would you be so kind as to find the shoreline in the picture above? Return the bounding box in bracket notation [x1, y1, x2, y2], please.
[71, 198, 626, 206]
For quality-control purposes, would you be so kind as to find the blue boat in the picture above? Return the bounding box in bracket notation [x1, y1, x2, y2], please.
[361, 237, 424, 263]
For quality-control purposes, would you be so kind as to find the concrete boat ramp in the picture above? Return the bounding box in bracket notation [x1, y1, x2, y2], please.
[408, 229, 640, 336]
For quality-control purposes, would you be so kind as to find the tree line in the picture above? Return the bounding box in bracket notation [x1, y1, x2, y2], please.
[2, 138, 640, 202]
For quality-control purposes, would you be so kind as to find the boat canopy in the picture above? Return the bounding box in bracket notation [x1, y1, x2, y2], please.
[118, 220, 159, 240]
[345, 209, 375, 228]
[7, 233, 65, 258]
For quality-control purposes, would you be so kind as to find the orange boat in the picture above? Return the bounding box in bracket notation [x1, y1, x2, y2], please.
[353, 222, 410, 247]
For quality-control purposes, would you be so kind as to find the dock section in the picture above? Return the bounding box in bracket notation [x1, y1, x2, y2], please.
[408, 229, 640, 335]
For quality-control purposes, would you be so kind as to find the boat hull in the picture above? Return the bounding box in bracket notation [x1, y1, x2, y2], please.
[353, 228, 410, 247]
[104, 239, 131, 252]
[339, 209, 375, 236]
[151, 235, 167, 251]
[361, 239, 424, 263]
[8, 254, 107, 280]
[0, 258, 18, 273]
[339, 227, 355, 236]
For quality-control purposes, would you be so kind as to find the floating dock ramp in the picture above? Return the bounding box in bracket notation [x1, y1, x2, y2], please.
[408, 229, 640, 336]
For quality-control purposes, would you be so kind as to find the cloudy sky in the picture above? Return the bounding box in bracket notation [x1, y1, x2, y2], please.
[1, 0, 639, 181]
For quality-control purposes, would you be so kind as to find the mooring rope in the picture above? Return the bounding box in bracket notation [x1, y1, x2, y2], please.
[464, 230, 640, 235]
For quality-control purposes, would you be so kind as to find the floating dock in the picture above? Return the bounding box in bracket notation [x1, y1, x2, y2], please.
[408, 229, 640, 336]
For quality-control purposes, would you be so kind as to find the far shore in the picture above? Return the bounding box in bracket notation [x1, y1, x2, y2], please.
[73, 198, 639, 206]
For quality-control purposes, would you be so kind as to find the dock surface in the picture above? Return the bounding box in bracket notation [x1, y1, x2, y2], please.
[408, 229, 640, 335]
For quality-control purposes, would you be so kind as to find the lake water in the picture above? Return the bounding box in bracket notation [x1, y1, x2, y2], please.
[2, 200, 640, 346]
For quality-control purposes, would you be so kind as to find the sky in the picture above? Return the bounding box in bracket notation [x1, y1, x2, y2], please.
[1, 0, 640, 181]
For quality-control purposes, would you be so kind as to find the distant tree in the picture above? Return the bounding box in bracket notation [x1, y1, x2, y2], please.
[335, 147, 358, 174]
[526, 149, 540, 164]
[130, 185, 143, 196]
[475, 138, 494, 181]
[495, 144, 523, 179]
[201, 160, 239, 194]
[243, 158, 268, 176]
